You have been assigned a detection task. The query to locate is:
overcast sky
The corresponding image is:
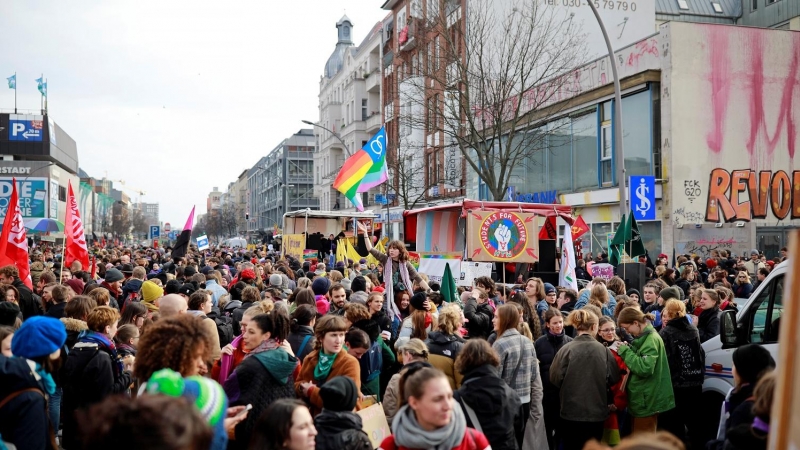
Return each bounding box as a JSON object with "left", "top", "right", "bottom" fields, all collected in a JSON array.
[{"left": 0, "top": 1, "right": 387, "bottom": 227}]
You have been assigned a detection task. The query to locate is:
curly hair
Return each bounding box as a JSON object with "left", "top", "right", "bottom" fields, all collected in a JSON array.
[
  {"left": 241, "top": 286, "right": 260, "bottom": 304},
  {"left": 344, "top": 303, "right": 371, "bottom": 324},
  {"left": 134, "top": 315, "right": 214, "bottom": 381}
]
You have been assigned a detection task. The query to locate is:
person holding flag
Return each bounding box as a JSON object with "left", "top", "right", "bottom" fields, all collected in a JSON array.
[
  {"left": 0, "top": 178, "right": 38, "bottom": 319},
  {"left": 64, "top": 181, "right": 90, "bottom": 272}
]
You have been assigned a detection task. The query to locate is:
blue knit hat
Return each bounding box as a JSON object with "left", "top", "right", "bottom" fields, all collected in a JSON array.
[
  {"left": 11, "top": 316, "right": 67, "bottom": 359},
  {"left": 543, "top": 283, "right": 556, "bottom": 295},
  {"left": 147, "top": 368, "right": 229, "bottom": 450},
  {"left": 312, "top": 277, "right": 330, "bottom": 296}
]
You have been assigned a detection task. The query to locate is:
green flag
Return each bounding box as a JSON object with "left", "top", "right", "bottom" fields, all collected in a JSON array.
[
  {"left": 441, "top": 263, "right": 461, "bottom": 307},
  {"left": 609, "top": 214, "right": 630, "bottom": 266},
  {"left": 627, "top": 213, "right": 646, "bottom": 258}
]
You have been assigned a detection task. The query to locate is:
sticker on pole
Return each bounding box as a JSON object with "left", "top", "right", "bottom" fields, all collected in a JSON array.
[{"left": 196, "top": 235, "right": 209, "bottom": 251}]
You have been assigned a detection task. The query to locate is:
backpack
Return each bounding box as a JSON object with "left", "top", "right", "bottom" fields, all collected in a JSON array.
[
  {"left": 360, "top": 339, "right": 383, "bottom": 383},
  {"left": 209, "top": 316, "right": 235, "bottom": 347}
]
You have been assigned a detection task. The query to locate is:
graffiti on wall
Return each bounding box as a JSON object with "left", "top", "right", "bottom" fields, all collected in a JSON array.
[
  {"left": 674, "top": 227, "right": 751, "bottom": 259},
  {"left": 705, "top": 169, "right": 800, "bottom": 222}
]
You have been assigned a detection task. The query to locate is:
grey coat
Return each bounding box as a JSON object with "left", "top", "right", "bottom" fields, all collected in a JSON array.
[{"left": 550, "top": 333, "right": 621, "bottom": 422}]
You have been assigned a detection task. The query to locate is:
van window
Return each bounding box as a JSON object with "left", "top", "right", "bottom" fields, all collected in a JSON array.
[{"left": 748, "top": 274, "right": 784, "bottom": 344}]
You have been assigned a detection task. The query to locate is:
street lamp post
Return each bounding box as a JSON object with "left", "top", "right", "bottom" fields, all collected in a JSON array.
[
  {"left": 301, "top": 120, "right": 352, "bottom": 156},
  {"left": 586, "top": 2, "right": 627, "bottom": 217}
]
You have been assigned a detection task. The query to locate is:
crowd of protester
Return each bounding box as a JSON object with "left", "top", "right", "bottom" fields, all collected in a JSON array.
[{"left": 0, "top": 235, "right": 786, "bottom": 450}]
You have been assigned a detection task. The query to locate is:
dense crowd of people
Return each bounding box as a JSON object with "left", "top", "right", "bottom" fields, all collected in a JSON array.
[{"left": 0, "top": 234, "right": 786, "bottom": 450}]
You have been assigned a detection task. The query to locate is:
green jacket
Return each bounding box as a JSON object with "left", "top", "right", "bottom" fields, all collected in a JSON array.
[{"left": 618, "top": 325, "right": 675, "bottom": 417}]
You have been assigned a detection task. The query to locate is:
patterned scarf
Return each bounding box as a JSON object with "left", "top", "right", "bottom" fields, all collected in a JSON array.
[
  {"left": 384, "top": 258, "right": 412, "bottom": 322},
  {"left": 78, "top": 330, "right": 124, "bottom": 376},
  {"left": 245, "top": 338, "right": 281, "bottom": 358}
]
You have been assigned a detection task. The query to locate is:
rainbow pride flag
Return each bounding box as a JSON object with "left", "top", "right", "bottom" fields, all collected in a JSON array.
[{"left": 333, "top": 127, "right": 387, "bottom": 211}]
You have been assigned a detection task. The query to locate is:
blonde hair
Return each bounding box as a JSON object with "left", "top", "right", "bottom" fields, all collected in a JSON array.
[
  {"left": 662, "top": 299, "right": 686, "bottom": 320},
  {"left": 589, "top": 284, "right": 609, "bottom": 309},
  {"left": 566, "top": 309, "right": 598, "bottom": 332},
  {"left": 437, "top": 304, "right": 462, "bottom": 335},
  {"left": 399, "top": 338, "right": 429, "bottom": 359}
]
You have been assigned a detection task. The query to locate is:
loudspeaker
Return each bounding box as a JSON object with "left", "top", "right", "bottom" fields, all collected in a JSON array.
[
  {"left": 619, "top": 263, "right": 647, "bottom": 297},
  {"left": 529, "top": 272, "right": 560, "bottom": 286},
  {"left": 538, "top": 240, "right": 557, "bottom": 272}
]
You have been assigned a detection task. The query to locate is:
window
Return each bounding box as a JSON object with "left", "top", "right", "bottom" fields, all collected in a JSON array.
[
  {"left": 752, "top": 0, "right": 758, "bottom": 10},
  {"left": 600, "top": 101, "right": 613, "bottom": 185},
  {"left": 750, "top": 274, "right": 784, "bottom": 344},
  {"left": 548, "top": 119, "right": 572, "bottom": 192},
  {"left": 58, "top": 185, "right": 67, "bottom": 202},
  {"left": 362, "top": 99, "right": 368, "bottom": 121},
  {"left": 711, "top": 2, "right": 723, "bottom": 13},
  {"left": 677, "top": 0, "right": 689, "bottom": 9},
  {"left": 427, "top": 0, "right": 439, "bottom": 23},
  {"left": 435, "top": 36, "right": 441, "bottom": 70},
  {"left": 622, "top": 90, "right": 653, "bottom": 178},
  {"left": 573, "top": 112, "right": 599, "bottom": 190}
]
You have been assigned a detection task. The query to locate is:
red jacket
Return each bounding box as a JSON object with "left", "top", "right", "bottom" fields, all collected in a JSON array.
[{"left": 379, "top": 428, "right": 490, "bottom": 450}]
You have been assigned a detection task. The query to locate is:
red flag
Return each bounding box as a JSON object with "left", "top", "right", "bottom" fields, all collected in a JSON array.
[
  {"left": 64, "top": 181, "right": 90, "bottom": 271},
  {"left": 570, "top": 215, "right": 590, "bottom": 240},
  {"left": 0, "top": 178, "right": 32, "bottom": 288},
  {"left": 538, "top": 216, "right": 557, "bottom": 240}
]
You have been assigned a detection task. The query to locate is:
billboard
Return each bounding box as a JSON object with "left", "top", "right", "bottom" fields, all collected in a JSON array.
[
  {"left": 0, "top": 178, "right": 48, "bottom": 219},
  {"left": 8, "top": 115, "right": 44, "bottom": 142}
]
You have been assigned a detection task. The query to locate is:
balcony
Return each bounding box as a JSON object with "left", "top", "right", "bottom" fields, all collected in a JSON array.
[
  {"left": 398, "top": 20, "right": 418, "bottom": 52},
  {"left": 365, "top": 69, "right": 380, "bottom": 93},
  {"left": 366, "top": 112, "right": 382, "bottom": 133}
]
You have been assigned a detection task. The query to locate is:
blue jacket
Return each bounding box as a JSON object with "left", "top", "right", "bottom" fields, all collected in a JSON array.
[
  {"left": 575, "top": 288, "right": 617, "bottom": 318},
  {"left": 204, "top": 280, "right": 227, "bottom": 306}
]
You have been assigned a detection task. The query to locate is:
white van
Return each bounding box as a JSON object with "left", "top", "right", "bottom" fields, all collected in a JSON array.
[
  {"left": 221, "top": 237, "right": 248, "bottom": 248},
  {"left": 700, "top": 259, "right": 785, "bottom": 438}
]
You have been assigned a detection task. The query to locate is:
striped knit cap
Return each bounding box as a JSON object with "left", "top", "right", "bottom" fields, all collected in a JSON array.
[{"left": 147, "top": 368, "right": 229, "bottom": 450}]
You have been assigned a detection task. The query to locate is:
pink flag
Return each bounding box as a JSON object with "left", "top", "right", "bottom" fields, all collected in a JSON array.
[
  {"left": 0, "top": 178, "right": 32, "bottom": 288},
  {"left": 65, "top": 181, "right": 90, "bottom": 271}
]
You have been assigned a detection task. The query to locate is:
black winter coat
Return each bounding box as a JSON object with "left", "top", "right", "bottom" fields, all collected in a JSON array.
[
  {"left": 0, "top": 355, "right": 56, "bottom": 450},
  {"left": 231, "top": 301, "right": 255, "bottom": 336},
  {"left": 372, "top": 309, "right": 392, "bottom": 335},
  {"left": 61, "top": 342, "right": 133, "bottom": 449},
  {"left": 453, "top": 364, "right": 520, "bottom": 450},
  {"left": 464, "top": 298, "right": 494, "bottom": 340},
  {"left": 697, "top": 307, "right": 721, "bottom": 343},
  {"left": 535, "top": 330, "right": 573, "bottom": 395},
  {"left": 222, "top": 349, "right": 298, "bottom": 450},
  {"left": 14, "top": 279, "right": 41, "bottom": 320},
  {"left": 287, "top": 326, "right": 316, "bottom": 364},
  {"left": 659, "top": 317, "right": 705, "bottom": 388},
  {"left": 314, "top": 410, "right": 372, "bottom": 450},
  {"left": 44, "top": 302, "right": 67, "bottom": 319}
]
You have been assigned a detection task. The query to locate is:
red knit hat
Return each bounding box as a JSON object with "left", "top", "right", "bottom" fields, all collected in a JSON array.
[{"left": 240, "top": 269, "right": 256, "bottom": 281}]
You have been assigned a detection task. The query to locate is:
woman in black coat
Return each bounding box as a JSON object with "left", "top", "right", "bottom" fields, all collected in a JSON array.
[
  {"left": 535, "top": 308, "right": 572, "bottom": 450},
  {"left": 693, "top": 289, "right": 722, "bottom": 343},
  {"left": 453, "top": 339, "right": 520, "bottom": 450}
]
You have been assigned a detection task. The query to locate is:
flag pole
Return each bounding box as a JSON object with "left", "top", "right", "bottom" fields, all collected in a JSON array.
[
  {"left": 44, "top": 78, "right": 48, "bottom": 113},
  {"left": 40, "top": 73, "right": 43, "bottom": 114},
  {"left": 14, "top": 72, "right": 17, "bottom": 113}
]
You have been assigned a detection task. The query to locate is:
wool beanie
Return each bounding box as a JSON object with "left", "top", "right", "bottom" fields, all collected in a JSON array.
[
  {"left": 183, "top": 266, "right": 197, "bottom": 278},
  {"left": 11, "top": 316, "right": 67, "bottom": 359},
  {"left": 165, "top": 279, "right": 183, "bottom": 295},
  {"left": 0, "top": 302, "right": 20, "bottom": 327},
  {"left": 410, "top": 292, "right": 427, "bottom": 311},
  {"left": 312, "top": 277, "right": 330, "bottom": 296},
  {"left": 351, "top": 276, "right": 367, "bottom": 293},
  {"left": 340, "top": 278, "right": 352, "bottom": 292},
  {"left": 732, "top": 344, "right": 775, "bottom": 384},
  {"left": 319, "top": 376, "right": 358, "bottom": 412},
  {"left": 239, "top": 269, "right": 256, "bottom": 281},
  {"left": 147, "top": 368, "right": 229, "bottom": 450},
  {"left": 104, "top": 268, "right": 124, "bottom": 283},
  {"left": 626, "top": 288, "right": 641, "bottom": 299},
  {"left": 543, "top": 283, "right": 556, "bottom": 295},
  {"left": 141, "top": 280, "right": 164, "bottom": 303},
  {"left": 660, "top": 286, "right": 682, "bottom": 302},
  {"left": 269, "top": 274, "right": 283, "bottom": 287},
  {"left": 65, "top": 278, "right": 86, "bottom": 296}
]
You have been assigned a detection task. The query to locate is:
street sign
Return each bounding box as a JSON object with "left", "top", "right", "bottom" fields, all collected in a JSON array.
[
  {"left": 149, "top": 225, "right": 160, "bottom": 239},
  {"left": 197, "top": 235, "right": 209, "bottom": 251},
  {"left": 8, "top": 115, "right": 44, "bottom": 142},
  {"left": 168, "top": 231, "right": 177, "bottom": 240},
  {"left": 630, "top": 176, "right": 656, "bottom": 221},
  {"left": 164, "top": 222, "right": 171, "bottom": 232}
]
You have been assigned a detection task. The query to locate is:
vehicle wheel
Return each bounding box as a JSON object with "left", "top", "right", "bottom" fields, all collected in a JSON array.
[{"left": 699, "top": 391, "right": 725, "bottom": 446}]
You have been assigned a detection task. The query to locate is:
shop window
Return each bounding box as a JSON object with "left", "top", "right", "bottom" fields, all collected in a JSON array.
[
  {"left": 573, "top": 112, "right": 599, "bottom": 190},
  {"left": 600, "top": 101, "right": 613, "bottom": 185},
  {"left": 548, "top": 119, "right": 572, "bottom": 192}
]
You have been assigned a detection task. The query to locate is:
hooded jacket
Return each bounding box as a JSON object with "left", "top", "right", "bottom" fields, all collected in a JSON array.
[
  {"left": 617, "top": 325, "right": 676, "bottom": 417},
  {"left": 314, "top": 410, "right": 372, "bottom": 450},
  {"left": 453, "top": 364, "right": 520, "bottom": 450},
  {"left": 425, "top": 331, "right": 466, "bottom": 389},
  {"left": 0, "top": 355, "right": 56, "bottom": 450},
  {"left": 13, "top": 279, "right": 41, "bottom": 320},
  {"left": 60, "top": 318, "right": 88, "bottom": 350},
  {"left": 659, "top": 317, "right": 705, "bottom": 389},
  {"left": 223, "top": 347, "right": 298, "bottom": 450}
]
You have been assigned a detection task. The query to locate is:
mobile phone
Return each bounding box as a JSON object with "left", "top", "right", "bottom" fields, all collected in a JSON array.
[{"left": 236, "top": 404, "right": 253, "bottom": 419}]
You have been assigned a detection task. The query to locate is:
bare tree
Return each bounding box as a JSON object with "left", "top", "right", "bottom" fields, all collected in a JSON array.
[
  {"left": 388, "top": 142, "right": 431, "bottom": 209},
  {"left": 131, "top": 209, "right": 149, "bottom": 238},
  {"left": 111, "top": 203, "right": 132, "bottom": 239},
  {"left": 399, "top": 0, "right": 588, "bottom": 200}
]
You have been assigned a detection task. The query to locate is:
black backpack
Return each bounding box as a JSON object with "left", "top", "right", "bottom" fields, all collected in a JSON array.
[{"left": 208, "top": 316, "right": 235, "bottom": 347}]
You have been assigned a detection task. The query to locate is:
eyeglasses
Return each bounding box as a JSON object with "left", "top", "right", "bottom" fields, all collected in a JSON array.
[{"left": 599, "top": 328, "right": 615, "bottom": 333}]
